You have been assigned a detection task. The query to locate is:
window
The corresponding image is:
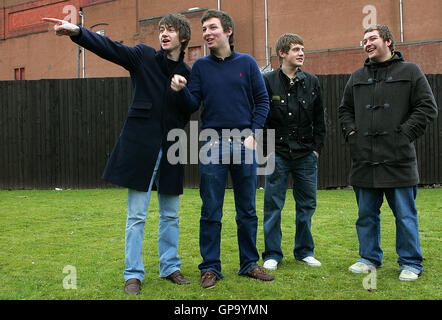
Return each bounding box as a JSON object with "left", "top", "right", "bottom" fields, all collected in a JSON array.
[
  {"left": 14, "top": 67, "right": 25, "bottom": 80},
  {"left": 188, "top": 46, "right": 202, "bottom": 64}
]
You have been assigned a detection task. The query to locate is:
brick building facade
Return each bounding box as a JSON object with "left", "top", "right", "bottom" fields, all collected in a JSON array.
[{"left": 0, "top": 0, "right": 441, "bottom": 80}]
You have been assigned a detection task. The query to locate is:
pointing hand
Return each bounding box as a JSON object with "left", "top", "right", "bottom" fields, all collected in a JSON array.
[{"left": 42, "top": 18, "right": 80, "bottom": 36}]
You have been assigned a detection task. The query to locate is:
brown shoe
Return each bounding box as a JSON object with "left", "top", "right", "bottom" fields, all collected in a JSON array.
[
  {"left": 246, "top": 266, "right": 275, "bottom": 281},
  {"left": 165, "top": 270, "right": 191, "bottom": 285},
  {"left": 199, "top": 271, "right": 217, "bottom": 289},
  {"left": 124, "top": 278, "right": 141, "bottom": 295}
]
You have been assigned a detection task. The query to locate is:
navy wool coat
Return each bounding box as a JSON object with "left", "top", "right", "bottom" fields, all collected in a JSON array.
[{"left": 71, "top": 27, "right": 191, "bottom": 194}]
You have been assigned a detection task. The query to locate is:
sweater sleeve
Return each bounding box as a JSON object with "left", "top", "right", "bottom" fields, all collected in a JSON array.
[
  {"left": 249, "top": 58, "right": 270, "bottom": 131},
  {"left": 177, "top": 62, "right": 203, "bottom": 114},
  {"left": 70, "top": 27, "right": 144, "bottom": 72}
]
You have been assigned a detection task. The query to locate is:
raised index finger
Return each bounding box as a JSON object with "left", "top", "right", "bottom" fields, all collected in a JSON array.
[{"left": 42, "top": 17, "right": 64, "bottom": 24}]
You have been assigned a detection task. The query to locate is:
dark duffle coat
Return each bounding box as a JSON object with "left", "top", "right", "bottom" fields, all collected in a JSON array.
[
  {"left": 71, "top": 27, "right": 191, "bottom": 194},
  {"left": 338, "top": 51, "right": 438, "bottom": 188}
]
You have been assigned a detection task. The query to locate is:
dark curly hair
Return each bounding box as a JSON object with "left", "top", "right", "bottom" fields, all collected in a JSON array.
[
  {"left": 201, "top": 9, "right": 235, "bottom": 47},
  {"left": 159, "top": 13, "right": 191, "bottom": 52}
]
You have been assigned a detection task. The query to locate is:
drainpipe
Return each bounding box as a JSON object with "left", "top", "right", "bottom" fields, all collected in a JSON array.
[
  {"left": 79, "top": 9, "right": 85, "bottom": 78},
  {"left": 136, "top": 0, "right": 140, "bottom": 34},
  {"left": 399, "top": 0, "right": 404, "bottom": 42},
  {"left": 77, "top": 44, "right": 81, "bottom": 78},
  {"left": 218, "top": 0, "right": 220, "bottom": 10},
  {"left": 265, "top": 0, "right": 269, "bottom": 66}
]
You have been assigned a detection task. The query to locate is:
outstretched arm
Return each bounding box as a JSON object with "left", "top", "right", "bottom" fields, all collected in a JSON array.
[{"left": 42, "top": 17, "right": 143, "bottom": 71}]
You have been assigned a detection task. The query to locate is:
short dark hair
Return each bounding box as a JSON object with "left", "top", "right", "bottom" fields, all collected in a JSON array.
[
  {"left": 276, "top": 33, "right": 304, "bottom": 62},
  {"left": 364, "top": 24, "right": 395, "bottom": 52},
  {"left": 201, "top": 9, "right": 235, "bottom": 47},
  {"left": 159, "top": 13, "right": 191, "bottom": 51}
]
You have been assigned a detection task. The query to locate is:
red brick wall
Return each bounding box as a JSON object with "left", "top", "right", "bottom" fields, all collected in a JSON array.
[
  {"left": 0, "top": 7, "right": 5, "bottom": 40},
  {"left": 0, "top": 0, "right": 440, "bottom": 80}
]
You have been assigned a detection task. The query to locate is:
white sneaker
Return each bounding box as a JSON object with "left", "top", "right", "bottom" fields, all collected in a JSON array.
[
  {"left": 348, "top": 261, "right": 371, "bottom": 273},
  {"left": 263, "top": 259, "right": 278, "bottom": 270},
  {"left": 399, "top": 269, "right": 419, "bottom": 281},
  {"left": 301, "top": 256, "right": 322, "bottom": 267}
]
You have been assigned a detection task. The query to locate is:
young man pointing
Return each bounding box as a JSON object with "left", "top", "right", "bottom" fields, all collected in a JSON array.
[{"left": 44, "top": 13, "right": 193, "bottom": 294}]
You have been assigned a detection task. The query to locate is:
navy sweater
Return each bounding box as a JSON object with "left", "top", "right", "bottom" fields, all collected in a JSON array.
[{"left": 181, "top": 52, "right": 269, "bottom": 131}]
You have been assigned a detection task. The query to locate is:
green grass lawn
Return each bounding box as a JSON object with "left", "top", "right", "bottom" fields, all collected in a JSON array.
[{"left": 0, "top": 187, "right": 440, "bottom": 300}]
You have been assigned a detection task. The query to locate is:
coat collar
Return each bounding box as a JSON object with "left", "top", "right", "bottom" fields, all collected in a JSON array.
[
  {"left": 155, "top": 48, "right": 186, "bottom": 75},
  {"left": 364, "top": 51, "right": 405, "bottom": 68},
  {"left": 278, "top": 67, "right": 306, "bottom": 83},
  {"left": 155, "top": 48, "right": 186, "bottom": 62}
]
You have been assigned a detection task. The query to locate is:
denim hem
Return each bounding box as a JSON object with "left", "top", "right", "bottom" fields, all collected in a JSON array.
[
  {"left": 160, "top": 267, "right": 181, "bottom": 279},
  {"left": 262, "top": 256, "right": 282, "bottom": 264},
  {"left": 200, "top": 268, "right": 224, "bottom": 280},
  {"left": 358, "top": 257, "right": 382, "bottom": 267},
  {"left": 294, "top": 252, "right": 315, "bottom": 261},
  {"left": 237, "top": 262, "right": 259, "bottom": 276},
  {"left": 124, "top": 274, "right": 144, "bottom": 282},
  {"left": 399, "top": 264, "right": 423, "bottom": 275}
]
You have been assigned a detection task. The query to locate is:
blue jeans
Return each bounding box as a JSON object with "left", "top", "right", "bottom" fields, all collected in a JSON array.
[
  {"left": 262, "top": 153, "right": 318, "bottom": 262},
  {"left": 124, "top": 149, "right": 181, "bottom": 281},
  {"left": 353, "top": 186, "right": 423, "bottom": 274},
  {"left": 198, "top": 137, "right": 259, "bottom": 279}
]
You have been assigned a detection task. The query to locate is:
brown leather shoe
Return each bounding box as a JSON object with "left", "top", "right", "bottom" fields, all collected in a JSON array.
[
  {"left": 199, "top": 271, "right": 217, "bottom": 289},
  {"left": 246, "top": 266, "right": 275, "bottom": 281},
  {"left": 164, "top": 270, "right": 191, "bottom": 285},
  {"left": 124, "top": 278, "right": 141, "bottom": 295}
]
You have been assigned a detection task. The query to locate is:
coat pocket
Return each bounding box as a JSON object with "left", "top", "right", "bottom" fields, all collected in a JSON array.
[
  {"left": 348, "top": 131, "right": 371, "bottom": 162},
  {"left": 394, "top": 128, "right": 415, "bottom": 162},
  {"left": 347, "top": 132, "right": 360, "bottom": 161},
  {"left": 382, "top": 78, "right": 412, "bottom": 102},
  {"left": 384, "top": 77, "right": 411, "bottom": 84},
  {"left": 298, "top": 95, "right": 314, "bottom": 122},
  {"left": 128, "top": 102, "right": 153, "bottom": 118},
  {"left": 268, "top": 97, "right": 288, "bottom": 123}
]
